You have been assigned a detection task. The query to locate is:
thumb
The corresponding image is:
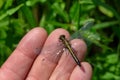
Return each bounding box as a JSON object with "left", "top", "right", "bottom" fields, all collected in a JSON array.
[{"left": 70, "top": 62, "right": 92, "bottom": 80}]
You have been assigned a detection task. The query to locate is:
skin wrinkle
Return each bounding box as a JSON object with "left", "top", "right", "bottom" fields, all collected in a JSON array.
[
  {"left": 16, "top": 47, "right": 37, "bottom": 60},
  {"left": 0, "top": 65, "right": 22, "bottom": 80},
  {"left": 26, "top": 73, "right": 39, "bottom": 80},
  {"left": 1, "top": 49, "right": 34, "bottom": 80}
]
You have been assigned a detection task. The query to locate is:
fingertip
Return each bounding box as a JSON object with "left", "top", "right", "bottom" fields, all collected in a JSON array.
[
  {"left": 71, "top": 39, "right": 87, "bottom": 61},
  {"left": 0, "top": 27, "right": 48, "bottom": 80},
  {"left": 23, "top": 27, "right": 48, "bottom": 40},
  {"left": 71, "top": 39, "right": 87, "bottom": 50},
  {"left": 81, "top": 62, "right": 93, "bottom": 75},
  {"left": 37, "top": 28, "right": 70, "bottom": 63},
  {"left": 70, "top": 62, "right": 92, "bottom": 80},
  {"left": 49, "top": 28, "right": 70, "bottom": 39},
  {"left": 31, "top": 27, "right": 47, "bottom": 35},
  {"left": 17, "top": 27, "right": 48, "bottom": 56}
]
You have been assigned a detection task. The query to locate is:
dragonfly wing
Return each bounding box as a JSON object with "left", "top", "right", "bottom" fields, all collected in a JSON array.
[
  {"left": 80, "top": 21, "right": 94, "bottom": 30},
  {"left": 70, "top": 21, "right": 94, "bottom": 39}
]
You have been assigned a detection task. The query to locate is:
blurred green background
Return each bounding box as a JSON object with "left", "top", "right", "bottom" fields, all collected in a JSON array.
[{"left": 0, "top": 0, "right": 120, "bottom": 79}]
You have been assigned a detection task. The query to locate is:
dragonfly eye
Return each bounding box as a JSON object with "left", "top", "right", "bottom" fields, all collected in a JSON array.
[{"left": 59, "top": 35, "right": 65, "bottom": 40}]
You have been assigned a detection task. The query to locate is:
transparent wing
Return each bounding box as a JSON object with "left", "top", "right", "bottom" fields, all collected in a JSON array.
[
  {"left": 71, "top": 21, "right": 94, "bottom": 39},
  {"left": 70, "top": 21, "right": 111, "bottom": 50},
  {"left": 70, "top": 21, "right": 96, "bottom": 46}
]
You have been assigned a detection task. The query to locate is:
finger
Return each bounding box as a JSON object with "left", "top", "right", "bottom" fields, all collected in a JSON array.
[
  {"left": 49, "top": 39, "right": 87, "bottom": 80},
  {"left": 70, "top": 62, "right": 92, "bottom": 80},
  {"left": 0, "top": 27, "right": 47, "bottom": 80},
  {"left": 26, "top": 29, "right": 70, "bottom": 80}
]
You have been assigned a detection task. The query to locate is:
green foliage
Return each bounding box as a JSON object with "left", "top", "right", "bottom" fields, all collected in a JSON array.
[{"left": 0, "top": 0, "right": 120, "bottom": 79}]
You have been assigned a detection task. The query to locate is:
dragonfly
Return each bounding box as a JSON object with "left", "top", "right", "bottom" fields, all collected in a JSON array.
[
  {"left": 59, "top": 21, "right": 111, "bottom": 66},
  {"left": 59, "top": 35, "right": 81, "bottom": 67},
  {"left": 59, "top": 21, "right": 98, "bottom": 67},
  {"left": 60, "top": 21, "right": 111, "bottom": 66}
]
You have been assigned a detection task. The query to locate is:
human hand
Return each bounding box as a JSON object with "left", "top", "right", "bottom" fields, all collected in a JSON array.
[{"left": 0, "top": 28, "right": 92, "bottom": 80}]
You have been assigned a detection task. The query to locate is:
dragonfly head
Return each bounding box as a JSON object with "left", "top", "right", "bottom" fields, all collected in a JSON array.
[{"left": 59, "top": 35, "right": 65, "bottom": 40}]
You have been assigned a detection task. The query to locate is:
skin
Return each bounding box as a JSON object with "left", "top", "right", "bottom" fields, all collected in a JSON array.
[{"left": 0, "top": 27, "right": 92, "bottom": 80}]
